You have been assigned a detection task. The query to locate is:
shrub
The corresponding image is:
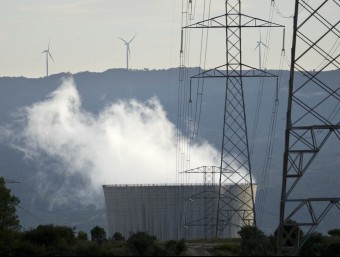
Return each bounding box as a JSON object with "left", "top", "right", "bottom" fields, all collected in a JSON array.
[{"left": 127, "top": 231, "right": 157, "bottom": 256}]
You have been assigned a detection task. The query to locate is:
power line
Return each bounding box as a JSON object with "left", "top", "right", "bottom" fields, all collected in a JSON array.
[
  {"left": 247, "top": 2, "right": 285, "bottom": 228},
  {"left": 191, "top": 0, "right": 212, "bottom": 141},
  {"left": 272, "top": 0, "right": 293, "bottom": 19}
]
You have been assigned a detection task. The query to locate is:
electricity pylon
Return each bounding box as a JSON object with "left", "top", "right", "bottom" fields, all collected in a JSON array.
[
  {"left": 182, "top": 0, "right": 283, "bottom": 237},
  {"left": 277, "top": 0, "right": 340, "bottom": 255}
]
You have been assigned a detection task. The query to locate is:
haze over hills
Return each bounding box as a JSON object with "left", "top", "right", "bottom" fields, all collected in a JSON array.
[{"left": 0, "top": 68, "right": 339, "bottom": 235}]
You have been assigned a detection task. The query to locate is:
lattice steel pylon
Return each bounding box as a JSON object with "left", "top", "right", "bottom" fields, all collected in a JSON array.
[
  {"left": 183, "top": 0, "right": 283, "bottom": 237},
  {"left": 277, "top": 0, "right": 340, "bottom": 255},
  {"left": 182, "top": 166, "right": 219, "bottom": 239}
]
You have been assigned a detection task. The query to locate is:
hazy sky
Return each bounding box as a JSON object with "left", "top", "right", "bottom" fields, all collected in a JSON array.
[{"left": 0, "top": 0, "right": 335, "bottom": 78}]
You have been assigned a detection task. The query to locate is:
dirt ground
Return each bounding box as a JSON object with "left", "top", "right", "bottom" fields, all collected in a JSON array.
[
  {"left": 182, "top": 241, "right": 238, "bottom": 256},
  {"left": 184, "top": 243, "right": 216, "bottom": 256}
]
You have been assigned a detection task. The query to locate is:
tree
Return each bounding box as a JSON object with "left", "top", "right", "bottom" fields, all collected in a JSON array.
[
  {"left": 298, "top": 232, "right": 324, "bottom": 256},
  {"left": 24, "top": 224, "right": 75, "bottom": 246},
  {"left": 0, "top": 177, "right": 20, "bottom": 232},
  {"left": 328, "top": 229, "right": 340, "bottom": 237},
  {"left": 77, "top": 231, "right": 88, "bottom": 240},
  {"left": 113, "top": 232, "right": 125, "bottom": 241},
  {"left": 90, "top": 226, "right": 106, "bottom": 244},
  {"left": 238, "top": 225, "right": 274, "bottom": 256},
  {"left": 322, "top": 239, "right": 340, "bottom": 256}
]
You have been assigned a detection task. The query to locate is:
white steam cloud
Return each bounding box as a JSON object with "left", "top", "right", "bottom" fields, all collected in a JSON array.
[{"left": 2, "top": 78, "right": 220, "bottom": 207}]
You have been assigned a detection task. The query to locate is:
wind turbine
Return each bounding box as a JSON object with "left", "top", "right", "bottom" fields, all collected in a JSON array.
[
  {"left": 42, "top": 40, "right": 55, "bottom": 77},
  {"left": 118, "top": 35, "right": 136, "bottom": 70},
  {"left": 254, "top": 32, "right": 268, "bottom": 70}
]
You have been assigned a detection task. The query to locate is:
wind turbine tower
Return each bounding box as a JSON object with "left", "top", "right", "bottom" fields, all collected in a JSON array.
[
  {"left": 119, "top": 35, "right": 136, "bottom": 70},
  {"left": 42, "top": 41, "right": 55, "bottom": 77},
  {"left": 255, "top": 32, "right": 268, "bottom": 70}
]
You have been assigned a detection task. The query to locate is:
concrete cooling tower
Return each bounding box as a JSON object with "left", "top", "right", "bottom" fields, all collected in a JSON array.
[{"left": 103, "top": 184, "right": 255, "bottom": 241}]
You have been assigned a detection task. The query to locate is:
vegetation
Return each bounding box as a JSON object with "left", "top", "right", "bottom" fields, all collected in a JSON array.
[
  {"left": 328, "top": 228, "right": 340, "bottom": 237},
  {"left": 238, "top": 225, "right": 274, "bottom": 256},
  {"left": 299, "top": 231, "right": 340, "bottom": 256},
  {"left": 90, "top": 225, "right": 106, "bottom": 244},
  {"left": 1, "top": 177, "right": 340, "bottom": 255},
  {"left": 77, "top": 230, "right": 89, "bottom": 240},
  {"left": 165, "top": 239, "right": 186, "bottom": 255},
  {"left": 127, "top": 231, "right": 163, "bottom": 256},
  {"left": 0, "top": 177, "right": 20, "bottom": 232},
  {"left": 113, "top": 231, "right": 125, "bottom": 241}
]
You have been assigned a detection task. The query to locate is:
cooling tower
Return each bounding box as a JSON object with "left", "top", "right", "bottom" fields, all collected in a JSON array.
[{"left": 103, "top": 184, "right": 255, "bottom": 241}]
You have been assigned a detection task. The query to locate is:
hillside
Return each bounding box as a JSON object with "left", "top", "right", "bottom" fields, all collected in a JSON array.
[{"left": 0, "top": 68, "right": 339, "bottom": 235}]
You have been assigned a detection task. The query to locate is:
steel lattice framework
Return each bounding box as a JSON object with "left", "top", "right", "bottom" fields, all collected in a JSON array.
[
  {"left": 182, "top": 166, "right": 219, "bottom": 239},
  {"left": 216, "top": 0, "right": 256, "bottom": 236},
  {"left": 277, "top": 0, "right": 340, "bottom": 255},
  {"left": 182, "top": 0, "right": 283, "bottom": 237}
]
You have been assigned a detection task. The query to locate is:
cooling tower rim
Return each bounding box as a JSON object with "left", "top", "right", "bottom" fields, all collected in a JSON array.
[{"left": 103, "top": 183, "right": 257, "bottom": 188}]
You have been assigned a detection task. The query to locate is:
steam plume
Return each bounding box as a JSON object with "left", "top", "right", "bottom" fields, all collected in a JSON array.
[{"left": 2, "top": 78, "right": 220, "bottom": 207}]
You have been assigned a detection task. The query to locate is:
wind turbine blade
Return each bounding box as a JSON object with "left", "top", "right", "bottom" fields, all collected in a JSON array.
[
  {"left": 261, "top": 42, "right": 269, "bottom": 48},
  {"left": 254, "top": 43, "right": 259, "bottom": 51},
  {"left": 128, "top": 45, "right": 130, "bottom": 57},
  {"left": 48, "top": 39, "right": 50, "bottom": 51},
  {"left": 128, "top": 35, "right": 136, "bottom": 44},
  {"left": 118, "top": 37, "right": 128, "bottom": 44},
  {"left": 49, "top": 52, "right": 55, "bottom": 62}
]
